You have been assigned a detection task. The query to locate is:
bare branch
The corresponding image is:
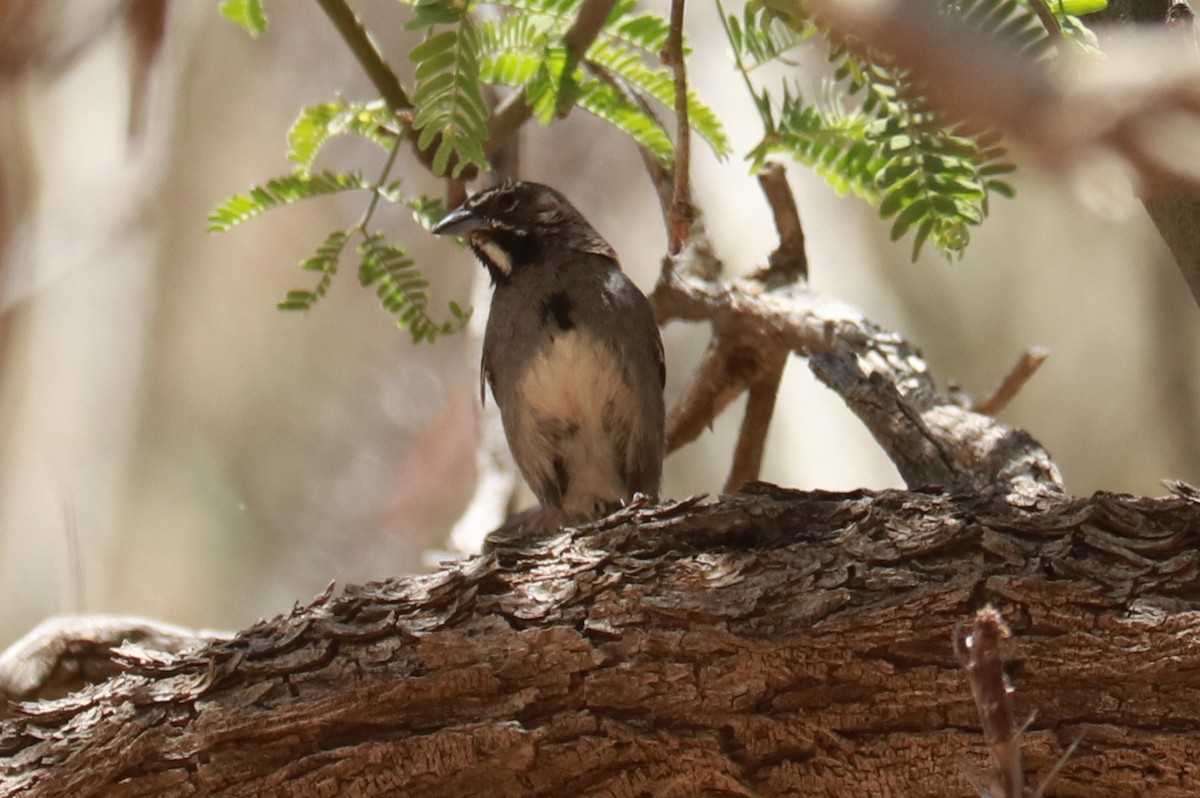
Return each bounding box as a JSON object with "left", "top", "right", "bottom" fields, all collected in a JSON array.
[
  {"left": 314, "top": 0, "right": 412, "bottom": 112},
  {"left": 655, "top": 268, "right": 1063, "bottom": 499},
  {"left": 664, "top": 0, "right": 694, "bottom": 253},
  {"left": 756, "top": 163, "right": 808, "bottom": 282},
  {"left": 666, "top": 337, "right": 761, "bottom": 454},
  {"left": 484, "top": 93, "right": 534, "bottom": 160},
  {"left": 973, "top": 347, "right": 1049, "bottom": 416},
  {"left": 724, "top": 350, "right": 787, "bottom": 492},
  {"left": 561, "top": 0, "right": 619, "bottom": 60}
]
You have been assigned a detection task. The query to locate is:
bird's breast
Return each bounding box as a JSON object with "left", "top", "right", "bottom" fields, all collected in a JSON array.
[{"left": 515, "top": 329, "right": 638, "bottom": 440}]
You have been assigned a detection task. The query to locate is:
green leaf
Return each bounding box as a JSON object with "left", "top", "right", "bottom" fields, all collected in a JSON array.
[
  {"left": 276, "top": 229, "right": 352, "bottom": 312},
  {"left": 473, "top": 0, "right": 728, "bottom": 158},
  {"left": 750, "top": 0, "right": 1024, "bottom": 262},
  {"left": 583, "top": 39, "right": 730, "bottom": 158},
  {"left": 1058, "top": 0, "right": 1107, "bottom": 13},
  {"left": 207, "top": 171, "right": 368, "bottom": 232},
  {"left": 356, "top": 232, "right": 469, "bottom": 343},
  {"left": 725, "top": 2, "right": 811, "bottom": 69},
  {"left": 408, "top": 18, "right": 490, "bottom": 177},
  {"left": 219, "top": 0, "right": 268, "bottom": 38},
  {"left": 287, "top": 99, "right": 397, "bottom": 174}
]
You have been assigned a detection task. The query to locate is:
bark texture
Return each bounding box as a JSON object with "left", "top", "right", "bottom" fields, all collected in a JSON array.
[{"left": 3, "top": 485, "right": 1200, "bottom": 797}]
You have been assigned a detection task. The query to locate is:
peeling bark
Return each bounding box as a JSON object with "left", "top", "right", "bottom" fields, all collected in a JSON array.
[{"left": 2, "top": 486, "right": 1199, "bottom": 797}]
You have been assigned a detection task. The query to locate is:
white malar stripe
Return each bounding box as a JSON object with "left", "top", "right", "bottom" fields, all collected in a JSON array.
[{"left": 478, "top": 239, "right": 512, "bottom": 277}]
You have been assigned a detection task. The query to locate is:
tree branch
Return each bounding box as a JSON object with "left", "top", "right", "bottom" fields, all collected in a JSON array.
[
  {"left": 756, "top": 164, "right": 807, "bottom": 282},
  {"left": 3, "top": 490, "right": 1199, "bottom": 795},
  {"left": 724, "top": 350, "right": 786, "bottom": 492},
  {"left": 665, "top": 0, "right": 694, "bottom": 253},
  {"left": 972, "top": 348, "right": 1049, "bottom": 416},
  {"left": 313, "top": 0, "right": 411, "bottom": 111}
]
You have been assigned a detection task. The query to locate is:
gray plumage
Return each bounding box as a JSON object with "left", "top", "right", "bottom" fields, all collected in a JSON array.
[{"left": 432, "top": 181, "right": 665, "bottom": 524}]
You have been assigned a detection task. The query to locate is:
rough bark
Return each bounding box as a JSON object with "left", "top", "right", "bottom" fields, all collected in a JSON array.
[{"left": 3, "top": 485, "right": 1199, "bottom": 797}]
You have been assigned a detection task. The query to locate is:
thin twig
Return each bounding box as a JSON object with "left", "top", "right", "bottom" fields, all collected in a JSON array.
[
  {"left": 973, "top": 347, "right": 1049, "bottom": 416},
  {"left": 756, "top": 163, "right": 808, "bottom": 282},
  {"left": 665, "top": 0, "right": 693, "bottom": 253},
  {"left": 665, "top": 338, "right": 758, "bottom": 454},
  {"left": 485, "top": 93, "right": 534, "bottom": 159},
  {"left": 562, "top": 0, "right": 620, "bottom": 62},
  {"left": 313, "top": 0, "right": 412, "bottom": 112},
  {"left": 359, "top": 139, "right": 403, "bottom": 231},
  {"left": 1030, "top": 0, "right": 1064, "bottom": 46},
  {"left": 720, "top": 166, "right": 807, "bottom": 490},
  {"left": 724, "top": 349, "right": 787, "bottom": 492}
]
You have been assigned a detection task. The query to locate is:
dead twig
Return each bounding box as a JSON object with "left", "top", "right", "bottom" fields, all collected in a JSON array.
[
  {"left": 973, "top": 347, "right": 1049, "bottom": 416},
  {"left": 666, "top": 337, "right": 767, "bottom": 454},
  {"left": 956, "top": 605, "right": 1080, "bottom": 798},
  {"left": 957, "top": 605, "right": 1023, "bottom": 797}
]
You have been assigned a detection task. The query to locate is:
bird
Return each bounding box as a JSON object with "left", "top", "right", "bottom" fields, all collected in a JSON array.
[{"left": 432, "top": 180, "right": 665, "bottom": 527}]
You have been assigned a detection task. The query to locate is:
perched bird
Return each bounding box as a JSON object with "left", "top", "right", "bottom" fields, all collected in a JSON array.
[{"left": 432, "top": 181, "right": 665, "bottom": 526}]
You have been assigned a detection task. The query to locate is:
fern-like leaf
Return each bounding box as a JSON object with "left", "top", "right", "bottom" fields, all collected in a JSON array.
[
  {"left": 755, "top": 88, "right": 888, "bottom": 201},
  {"left": 726, "top": 2, "right": 811, "bottom": 69},
  {"left": 402, "top": 194, "right": 451, "bottom": 231},
  {"left": 407, "top": 16, "right": 490, "bottom": 177},
  {"left": 219, "top": 0, "right": 268, "bottom": 38},
  {"left": 737, "top": 0, "right": 1046, "bottom": 259},
  {"left": 207, "top": 171, "right": 369, "bottom": 231},
  {"left": 358, "top": 233, "right": 469, "bottom": 343},
  {"left": 288, "top": 99, "right": 397, "bottom": 174},
  {"left": 474, "top": 0, "right": 729, "bottom": 158},
  {"left": 483, "top": 0, "right": 674, "bottom": 53},
  {"left": 278, "top": 229, "right": 352, "bottom": 311},
  {"left": 584, "top": 40, "right": 729, "bottom": 158}
]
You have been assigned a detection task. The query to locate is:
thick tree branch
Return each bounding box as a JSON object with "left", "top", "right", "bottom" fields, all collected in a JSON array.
[
  {"left": 3, "top": 489, "right": 1199, "bottom": 796},
  {"left": 654, "top": 266, "right": 1062, "bottom": 500}
]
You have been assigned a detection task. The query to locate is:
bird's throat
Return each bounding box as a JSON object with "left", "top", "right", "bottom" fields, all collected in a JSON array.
[{"left": 469, "top": 230, "right": 542, "bottom": 283}]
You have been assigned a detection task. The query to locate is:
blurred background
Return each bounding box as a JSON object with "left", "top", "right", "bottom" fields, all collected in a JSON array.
[{"left": 1, "top": 0, "right": 1197, "bottom": 646}]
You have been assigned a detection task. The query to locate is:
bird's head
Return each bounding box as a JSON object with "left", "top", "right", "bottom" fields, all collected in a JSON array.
[{"left": 431, "top": 181, "right": 616, "bottom": 283}]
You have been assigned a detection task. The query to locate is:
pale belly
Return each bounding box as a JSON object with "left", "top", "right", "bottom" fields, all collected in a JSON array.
[{"left": 506, "top": 328, "right": 643, "bottom": 519}]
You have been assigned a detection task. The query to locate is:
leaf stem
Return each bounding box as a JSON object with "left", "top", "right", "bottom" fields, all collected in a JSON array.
[
  {"left": 714, "top": 0, "right": 770, "bottom": 132},
  {"left": 359, "top": 138, "right": 403, "bottom": 233}
]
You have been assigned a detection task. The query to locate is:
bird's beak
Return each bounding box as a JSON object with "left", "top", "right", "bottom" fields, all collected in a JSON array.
[{"left": 431, "top": 205, "right": 485, "bottom": 237}]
